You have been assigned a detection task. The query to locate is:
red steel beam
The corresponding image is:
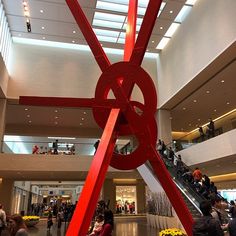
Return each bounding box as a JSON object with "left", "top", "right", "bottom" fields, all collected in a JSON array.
[
  {"left": 66, "top": 108, "right": 120, "bottom": 236},
  {"left": 130, "top": 0, "right": 162, "bottom": 66},
  {"left": 149, "top": 146, "right": 193, "bottom": 236},
  {"left": 124, "top": 0, "right": 138, "bottom": 61},
  {"left": 19, "top": 96, "right": 119, "bottom": 109},
  {"left": 66, "top": 0, "right": 110, "bottom": 72}
]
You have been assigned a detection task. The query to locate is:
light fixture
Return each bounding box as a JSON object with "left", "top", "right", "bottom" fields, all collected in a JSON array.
[
  {"left": 183, "top": 107, "right": 186, "bottom": 110},
  {"left": 83, "top": 111, "right": 87, "bottom": 115},
  {"left": 40, "top": 9, "right": 44, "bottom": 13},
  {"left": 221, "top": 80, "right": 225, "bottom": 83},
  {"left": 206, "top": 90, "right": 210, "bottom": 94},
  {"left": 226, "top": 102, "right": 230, "bottom": 105},
  {"left": 152, "top": 40, "right": 155, "bottom": 43},
  {"left": 198, "top": 118, "right": 200, "bottom": 121},
  {"left": 55, "top": 121, "right": 58, "bottom": 125},
  {"left": 55, "top": 110, "right": 58, "bottom": 113},
  {"left": 169, "top": 10, "right": 173, "bottom": 14},
  {"left": 29, "top": 120, "right": 32, "bottom": 123},
  {"left": 193, "top": 99, "right": 197, "bottom": 103},
  {"left": 27, "top": 114, "right": 30, "bottom": 117},
  {"left": 160, "top": 26, "right": 163, "bottom": 30},
  {"left": 18, "top": 34, "right": 22, "bottom": 37},
  {"left": 55, "top": 116, "right": 58, "bottom": 119},
  {"left": 41, "top": 26, "right": 45, "bottom": 29},
  {"left": 81, "top": 118, "right": 84, "bottom": 120},
  {"left": 80, "top": 123, "right": 83, "bottom": 125},
  {"left": 73, "top": 30, "right": 76, "bottom": 34},
  {"left": 24, "top": 108, "right": 28, "bottom": 111},
  {"left": 42, "top": 37, "right": 46, "bottom": 40},
  {"left": 23, "top": 1, "right": 31, "bottom": 32},
  {"left": 72, "top": 40, "right": 75, "bottom": 43}
]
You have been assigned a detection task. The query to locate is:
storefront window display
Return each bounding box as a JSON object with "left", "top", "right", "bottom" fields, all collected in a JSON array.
[{"left": 116, "top": 186, "right": 137, "bottom": 214}]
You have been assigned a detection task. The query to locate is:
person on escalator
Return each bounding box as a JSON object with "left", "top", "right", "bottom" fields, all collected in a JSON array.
[{"left": 192, "top": 200, "right": 224, "bottom": 236}]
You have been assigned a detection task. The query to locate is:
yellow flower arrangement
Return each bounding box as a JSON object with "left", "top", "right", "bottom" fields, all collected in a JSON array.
[
  {"left": 22, "top": 216, "right": 40, "bottom": 221},
  {"left": 159, "top": 228, "right": 187, "bottom": 236}
]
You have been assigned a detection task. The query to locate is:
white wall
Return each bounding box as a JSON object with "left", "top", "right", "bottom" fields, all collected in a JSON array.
[
  {"left": 177, "top": 129, "right": 236, "bottom": 166},
  {"left": 7, "top": 43, "right": 157, "bottom": 103},
  {"left": 157, "top": 0, "right": 236, "bottom": 107}
]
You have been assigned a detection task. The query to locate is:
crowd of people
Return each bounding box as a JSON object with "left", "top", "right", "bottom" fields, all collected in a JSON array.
[
  {"left": 157, "top": 139, "right": 236, "bottom": 235},
  {"left": 32, "top": 140, "right": 76, "bottom": 155},
  {"left": 198, "top": 118, "right": 216, "bottom": 142}
]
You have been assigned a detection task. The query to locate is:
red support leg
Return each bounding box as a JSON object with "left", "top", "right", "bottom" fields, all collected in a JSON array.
[
  {"left": 130, "top": 0, "right": 163, "bottom": 66},
  {"left": 66, "top": 108, "right": 120, "bottom": 236}
]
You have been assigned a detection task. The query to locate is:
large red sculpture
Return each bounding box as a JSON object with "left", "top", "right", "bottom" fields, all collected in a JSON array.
[{"left": 20, "top": 0, "right": 194, "bottom": 235}]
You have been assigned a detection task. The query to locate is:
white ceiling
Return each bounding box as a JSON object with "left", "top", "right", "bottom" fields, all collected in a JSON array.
[{"left": 2, "top": 0, "right": 191, "bottom": 53}]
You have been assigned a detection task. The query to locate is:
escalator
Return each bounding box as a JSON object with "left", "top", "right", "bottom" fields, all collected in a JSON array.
[{"left": 137, "top": 160, "right": 203, "bottom": 219}]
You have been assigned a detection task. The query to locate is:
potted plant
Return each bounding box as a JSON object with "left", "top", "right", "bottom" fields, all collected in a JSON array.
[
  {"left": 22, "top": 216, "right": 40, "bottom": 227},
  {"left": 159, "top": 228, "right": 187, "bottom": 236}
]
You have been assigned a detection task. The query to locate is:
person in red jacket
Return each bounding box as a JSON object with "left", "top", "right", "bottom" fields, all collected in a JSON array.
[
  {"left": 193, "top": 167, "right": 202, "bottom": 182},
  {"left": 99, "top": 210, "right": 114, "bottom": 236}
]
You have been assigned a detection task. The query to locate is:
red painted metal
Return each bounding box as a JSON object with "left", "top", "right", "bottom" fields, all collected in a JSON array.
[
  {"left": 130, "top": 0, "right": 163, "bottom": 66},
  {"left": 66, "top": 108, "right": 120, "bottom": 236},
  {"left": 124, "top": 0, "right": 137, "bottom": 61},
  {"left": 19, "top": 0, "right": 194, "bottom": 235}
]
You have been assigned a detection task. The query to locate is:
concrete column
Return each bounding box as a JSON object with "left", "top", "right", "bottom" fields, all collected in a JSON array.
[
  {"left": 103, "top": 179, "right": 116, "bottom": 212},
  {"left": 0, "top": 178, "right": 14, "bottom": 214},
  {"left": 136, "top": 179, "right": 146, "bottom": 214},
  {"left": 156, "top": 109, "right": 172, "bottom": 145},
  {"left": 0, "top": 99, "right": 6, "bottom": 152}
]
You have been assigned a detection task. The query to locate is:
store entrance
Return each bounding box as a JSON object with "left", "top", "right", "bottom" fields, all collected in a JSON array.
[{"left": 116, "top": 186, "right": 137, "bottom": 214}]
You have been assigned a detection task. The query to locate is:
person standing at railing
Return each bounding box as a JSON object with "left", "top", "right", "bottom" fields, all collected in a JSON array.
[
  {"left": 52, "top": 139, "right": 59, "bottom": 154},
  {"left": 32, "top": 145, "right": 39, "bottom": 154},
  {"left": 198, "top": 126, "right": 205, "bottom": 142}
]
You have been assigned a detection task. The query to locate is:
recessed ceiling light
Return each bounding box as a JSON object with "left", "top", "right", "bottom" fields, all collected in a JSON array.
[
  {"left": 227, "top": 102, "right": 230, "bottom": 105},
  {"left": 189, "top": 124, "right": 191, "bottom": 126},
  {"left": 72, "top": 40, "right": 75, "bottom": 43},
  {"left": 101, "top": 44, "right": 103, "bottom": 46},
  {"left": 55, "top": 116, "right": 58, "bottom": 119},
  {"left": 160, "top": 26, "right": 163, "bottom": 30},
  {"left": 83, "top": 111, "right": 87, "bottom": 115},
  {"left": 206, "top": 90, "right": 210, "bottom": 94},
  {"left": 152, "top": 40, "right": 155, "bottom": 43},
  {"left": 169, "top": 117, "right": 172, "bottom": 120},
  {"left": 55, "top": 121, "right": 58, "bottom": 125},
  {"left": 27, "top": 115, "right": 30, "bottom": 117},
  {"left": 221, "top": 80, "right": 225, "bottom": 83},
  {"left": 183, "top": 107, "right": 186, "bottom": 110},
  {"left": 146, "top": 49, "right": 149, "bottom": 52},
  {"left": 29, "top": 120, "right": 32, "bottom": 123},
  {"left": 18, "top": 34, "right": 22, "bottom": 37},
  {"left": 80, "top": 123, "right": 83, "bottom": 125},
  {"left": 73, "top": 30, "right": 76, "bottom": 34},
  {"left": 198, "top": 118, "right": 200, "bottom": 121},
  {"left": 41, "top": 26, "right": 45, "bottom": 30},
  {"left": 193, "top": 99, "right": 197, "bottom": 103},
  {"left": 25, "top": 108, "right": 28, "bottom": 111},
  {"left": 40, "top": 9, "right": 44, "bottom": 13},
  {"left": 169, "top": 10, "right": 173, "bottom": 14},
  {"left": 214, "top": 109, "right": 217, "bottom": 112},
  {"left": 55, "top": 110, "right": 58, "bottom": 113},
  {"left": 42, "top": 37, "right": 46, "bottom": 40},
  {"left": 81, "top": 118, "right": 84, "bottom": 120}
]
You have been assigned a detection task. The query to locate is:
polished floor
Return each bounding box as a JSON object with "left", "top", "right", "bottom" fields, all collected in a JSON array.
[{"left": 2, "top": 216, "right": 159, "bottom": 236}]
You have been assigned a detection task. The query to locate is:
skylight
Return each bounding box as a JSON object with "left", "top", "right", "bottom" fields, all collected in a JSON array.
[
  {"left": 97, "top": 35, "right": 117, "bottom": 43},
  {"left": 96, "top": 1, "right": 128, "bottom": 13},
  {"left": 175, "top": 5, "right": 192, "bottom": 23},
  {"left": 164, "top": 23, "right": 180, "bottom": 38},
  {"left": 93, "top": 19, "right": 123, "bottom": 29},
  {"left": 185, "top": 0, "right": 198, "bottom": 6},
  {"left": 94, "top": 12, "right": 125, "bottom": 22},
  {"left": 156, "top": 37, "right": 170, "bottom": 50},
  {"left": 93, "top": 28, "right": 120, "bottom": 37}
]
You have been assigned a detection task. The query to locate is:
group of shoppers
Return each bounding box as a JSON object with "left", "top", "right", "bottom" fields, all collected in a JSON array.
[
  {"left": 198, "top": 118, "right": 215, "bottom": 141},
  {"left": 0, "top": 204, "right": 28, "bottom": 236},
  {"left": 193, "top": 197, "right": 236, "bottom": 235}
]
